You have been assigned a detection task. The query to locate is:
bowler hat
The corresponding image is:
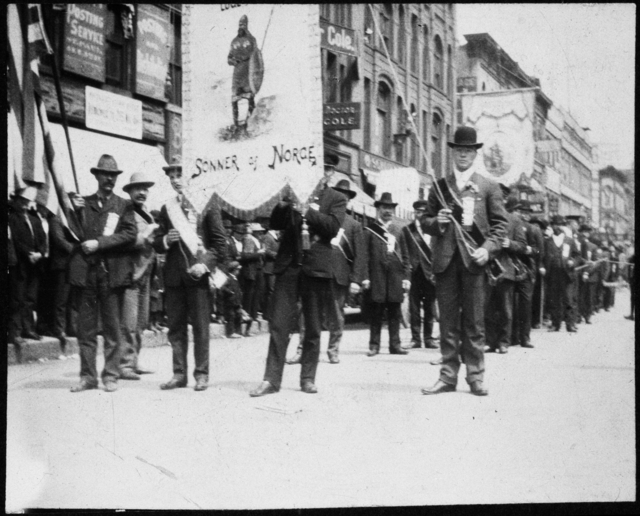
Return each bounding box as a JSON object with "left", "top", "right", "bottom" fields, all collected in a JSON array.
[
  {"left": 412, "top": 200, "right": 429, "bottom": 210},
  {"left": 530, "top": 217, "right": 548, "bottom": 230},
  {"left": 332, "top": 179, "right": 357, "bottom": 199},
  {"left": 233, "top": 223, "right": 246, "bottom": 234},
  {"left": 517, "top": 199, "right": 532, "bottom": 212},
  {"left": 374, "top": 192, "right": 398, "bottom": 208},
  {"left": 91, "top": 154, "right": 122, "bottom": 175},
  {"left": 550, "top": 215, "right": 566, "bottom": 226},
  {"left": 13, "top": 185, "right": 39, "bottom": 202},
  {"left": 447, "top": 126, "right": 483, "bottom": 149},
  {"left": 162, "top": 156, "right": 182, "bottom": 174},
  {"left": 324, "top": 152, "right": 340, "bottom": 167},
  {"left": 122, "top": 171, "right": 155, "bottom": 193},
  {"left": 579, "top": 223, "right": 593, "bottom": 232}
]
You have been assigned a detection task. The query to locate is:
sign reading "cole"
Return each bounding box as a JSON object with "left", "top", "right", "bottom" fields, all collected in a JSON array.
[{"left": 320, "top": 20, "right": 357, "bottom": 57}]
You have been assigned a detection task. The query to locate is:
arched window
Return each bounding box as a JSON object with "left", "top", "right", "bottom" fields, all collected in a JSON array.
[
  {"left": 410, "top": 103, "right": 418, "bottom": 166},
  {"left": 398, "top": 5, "right": 405, "bottom": 64},
  {"left": 422, "top": 26, "right": 429, "bottom": 82},
  {"left": 447, "top": 44, "right": 453, "bottom": 96},
  {"left": 434, "top": 35, "right": 444, "bottom": 90},
  {"left": 395, "top": 96, "right": 404, "bottom": 162},
  {"left": 364, "top": 78, "right": 372, "bottom": 150},
  {"left": 375, "top": 81, "right": 392, "bottom": 158},
  {"left": 432, "top": 112, "right": 443, "bottom": 177},
  {"left": 422, "top": 110, "right": 429, "bottom": 172},
  {"left": 410, "top": 15, "right": 419, "bottom": 73},
  {"left": 380, "top": 5, "right": 393, "bottom": 55}
]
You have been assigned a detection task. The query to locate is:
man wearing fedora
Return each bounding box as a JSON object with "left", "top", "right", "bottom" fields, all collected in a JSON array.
[
  {"left": 362, "top": 192, "right": 411, "bottom": 357},
  {"left": 484, "top": 187, "right": 527, "bottom": 354},
  {"left": 544, "top": 215, "right": 581, "bottom": 332},
  {"left": 153, "top": 158, "right": 228, "bottom": 392},
  {"left": 287, "top": 178, "right": 366, "bottom": 365},
  {"left": 239, "top": 221, "right": 265, "bottom": 335},
  {"left": 119, "top": 171, "right": 158, "bottom": 380},
  {"left": 420, "top": 126, "right": 508, "bottom": 396},
  {"left": 250, "top": 163, "right": 347, "bottom": 397},
  {"left": 8, "top": 186, "right": 47, "bottom": 345},
  {"left": 400, "top": 199, "right": 438, "bottom": 350},
  {"left": 67, "top": 155, "right": 138, "bottom": 392}
]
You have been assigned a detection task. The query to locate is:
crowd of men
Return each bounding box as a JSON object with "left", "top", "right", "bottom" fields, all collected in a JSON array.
[{"left": 7, "top": 127, "right": 635, "bottom": 396}]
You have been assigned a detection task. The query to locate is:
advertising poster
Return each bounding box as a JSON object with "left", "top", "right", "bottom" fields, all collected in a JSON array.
[
  {"left": 182, "top": 4, "right": 323, "bottom": 218},
  {"left": 135, "top": 4, "right": 171, "bottom": 100},
  {"left": 63, "top": 4, "right": 107, "bottom": 82},
  {"left": 460, "top": 89, "right": 536, "bottom": 186}
]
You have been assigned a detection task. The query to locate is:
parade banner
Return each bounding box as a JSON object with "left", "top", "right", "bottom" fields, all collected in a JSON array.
[
  {"left": 460, "top": 89, "right": 536, "bottom": 187},
  {"left": 182, "top": 4, "right": 324, "bottom": 218}
]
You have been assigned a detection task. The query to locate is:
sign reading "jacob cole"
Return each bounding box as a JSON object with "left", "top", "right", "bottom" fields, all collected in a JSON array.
[{"left": 323, "top": 102, "right": 361, "bottom": 131}]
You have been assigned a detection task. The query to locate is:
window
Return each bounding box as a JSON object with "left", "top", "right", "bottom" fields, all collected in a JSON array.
[
  {"left": 395, "top": 96, "right": 404, "bottom": 162},
  {"left": 105, "top": 5, "right": 132, "bottom": 89},
  {"left": 410, "top": 15, "right": 419, "bottom": 74},
  {"left": 434, "top": 35, "right": 444, "bottom": 90},
  {"left": 375, "top": 81, "right": 392, "bottom": 158},
  {"left": 398, "top": 6, "right": 405, "bottom": 64},
  {"left": 320, "top": 4, "right": 330, "bottom": 20},
  {"left": 324, "top": 51, "right": 338, "bottom": 103},
  {"left": 446, "top": 123, "right": 451, "bottom": 171},
  {"left": 167, "top": 7, "right": 182, "bottom": 105},
  {"left": 380, "top": 5, "right": 393, "bottom": 55},
  {"left": 447, "top": 45, "right": 453, "bottom": 97},
  {"left": 422, "top": 110, "right": 429, "bottom": 171},
  {"left": 364, "top": 78, "right": 372, "bottom": 150},
  {"left": 456, "top": 98, "right": 463, "bottom": 125},
  {"left": 364, "top": 4, "right": 374, "bottom": 46},
  {"left": 339, "top": 63, "right": 351, "bottom": 102},
  {"left": 432, "top": 112, "right": 443, "bottom": 177},
  {"left": 409, "top": 103, "right": 418, "bottom": 167},
  {"left": 422, "top": 26, "right": 429, "bottom": 82}
]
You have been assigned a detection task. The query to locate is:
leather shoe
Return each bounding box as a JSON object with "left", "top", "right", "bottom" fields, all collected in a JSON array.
[
  {"left": 389, "top": 347, "right": 409, "bottom": 355},
  {"left": 421, "top": 380, "right": 456, "bottom": 395},
  {"left": 498, "top": 346, "right": 508, "bottom": 354},
  {"left": 521, "top": 342, "right": 534, "bottom": 348},
  {"left": 250, "top": 381, "right": 278, "bottom": 397},
  {"left": 410, "top": 341, "right": 422, "bottom": 349},
  {"left": 469, "top": 381, "right": 488, "bottom": 396},
  {"left": 135, "top": 367, "right": 154, "bottom": 375},
  {"left": 366, "top": 348, "right": 379, "bottom": 357},
  {"left": 430, "top": 357, "right": 443, "bottom": 365},
  {"left": 22, "top": 331, "right": 41, "bottom": 340},
  {"left": 625, "top": 315, "right": 635, "bottom": 320},
  {"left": 70, "top": 380, "right": 98, "bottom": 393},
  {"left": 327, "top": 354, "right": 340, "bottom": 364},
  {"left": 194, "top": 378, "right": 208, "bottom": 391},
  {"left": 484, "top": 346, "right": 496, "bottom": 353},
  {"left": 424, "top": 339, "right": 439, "bottom": 349},
  {"left": 300, "top": 380, "right": 318, "bottom": 394},
  {"left": 567, "top": 326, "right": 577, "bottom": 333},
  {"left": 286, "top": 353, "right": 301, "bottom": 365},
  {"left": 120, "top": 370, "right": 141, "bottom": 381},
  {"left": 160, "top": 378, "right": 187, "bottom": 390},
  {"left": 104, "top": 381, "right": 118, "bottom": 393},
  {"left": 548, "top": 327, "right": 560, "bottom": 332},
  {"left": 10, "top": 335, "right": 26, "bottom": 346}
]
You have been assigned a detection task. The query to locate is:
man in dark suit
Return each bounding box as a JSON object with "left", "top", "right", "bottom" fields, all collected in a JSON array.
[
  {"left": 67, "top": 155, "right": 137, "bottom": 392},
  {"left": 153, "top": 158, "right": 228, "bottom": 392},
  {"left": 362, "top": 192, "right": 411, "bottom": 357},
  {"left": 545, "top": 215, "right": 581, "bottom": 332},
  {"left": 484, "top": 189, "right": 527, "bottom": 354},
  {"left": 8, "top": 186, "right": 47, "bottom": 344},
  {"left": 250, "top": 177, "right": 347, "bottom": 397},
  {"left": 261, "top": 222, "right": 280, "bottom": 319},
  {"left": 576, "top": 224, "right": 597, "bottom": 324},
  {"left": 287, "top": 179, "right": 366, "bottom": 365},
  {"left": 240, "top": 222, "right": 265, "bottom": 335},
  {"left": 529, "top": 217, "right": 549, "bottom": 328},
  {"left": 400, "top": 199, "right": 438, "bottom": 350},
  {"left": 420, "top": 127, "right": 508, "bottom": 397}
]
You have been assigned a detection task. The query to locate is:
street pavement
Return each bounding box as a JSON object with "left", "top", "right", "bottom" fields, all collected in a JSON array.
[{"left": 6, "top": 290, "right": 636, "bottom": 511}]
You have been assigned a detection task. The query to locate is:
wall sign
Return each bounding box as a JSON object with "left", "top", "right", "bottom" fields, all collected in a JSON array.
[
  {"left": 320, "top": 20, "right": 357, "bottom": 57},
  {"left": 323, "top": 102, "right": 361, "bottom": 131},
  {"left": 136, "top": 5, "right": 171, "bottom": 100},
  {"left": 63, "top": 4, "right": 106, "bottom": 82},
  {"left": 85, "top": 86, "right": 143, "bottom": 140}
]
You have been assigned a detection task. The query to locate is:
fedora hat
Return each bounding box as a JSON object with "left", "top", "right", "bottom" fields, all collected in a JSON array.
[
  {"left": 91, "top": 154, "right": 122, "bottom": 175},
  {"left": 447, "top": 126, "right": 483, "bottom": 149},
  {"left": 332, "top": 179, "right": 357, "bottom": 199},
  {"left": 374, "top": 192, "right": 397, "bottom": 208},
  {"left": 13, "top": 185, "right": 39, "bottom": 202},
  {"left": 324, "top": 152, "right": 340, "bottom": 168},
  {"left": 249, "top": 222, "right": 265, "bottom": 233},
  {"left": 550, "top": 214, "right": 566, "bottom": 226},
  {"left": 162, "top": 156, "right": 182, "bottom": 174},
  {"left": 122, "top": 171, "right": 155, "bottom": 193},
  {"left": 579, "top": 223, "right": 593, "bottom": 232},
  {"left": 227, "top": 260, "right": 241, "bottom": 272},
  {"left": 412, "top": 200, "right": 429, "bottom": 210}
]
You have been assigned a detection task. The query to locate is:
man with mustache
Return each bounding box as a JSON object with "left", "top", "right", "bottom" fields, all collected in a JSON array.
[
  {"left": 228, "top": 14, "right": 257, "bottom": 129},
  {"left": 68, "top": 155, "right": 137, "bottom": 393},
  {"left": 119, "top": 172, "right": 158, "bottom": 380}
]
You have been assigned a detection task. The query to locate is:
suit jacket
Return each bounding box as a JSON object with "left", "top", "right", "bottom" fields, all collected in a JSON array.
[
  {"left": 421, "top": 172, "right": 508, "bottom": 274},
  {"left": 364, "top": 220, "right": 410, "bottom": 303},
  {"left": 67, "top": 193, "right": 137, "bottom": 288},
  {"left": 124, "top": 204, "right": 157, "bottom": 283},
  {"left": 8, "top": 209, "right": 48, "bottom": 279},
  {"left": 400, "top": 220, "right": 434, "bottom": 284},
  {"left": 221, "top": 274, "right": 243, "bottom": 308},
  {"left": 526, "top": 219, "right": 545, "bottom": 271},
  {"left": 493, "top": 211, "right": 527, "bottom": 281},
  {"left": 330, "top": 213, "right": 366, "bottom": 287},
  {"left": 48, "top": 215, "right": 76, "bottom": 272},
  {"left": 544, "top": 234, "right": 581, "bottom": 283},
  {"left": 153, "top": 196, "right": 227, "bottom": 288},
  {"left": 240, "top": 233, "right": 263, "bottom": 281},
  {"left": 262, "top": 231, "right": 279, "bottom": 275},
  {"left": 270, "top": 186, "right": 347, "bottom": 278}
]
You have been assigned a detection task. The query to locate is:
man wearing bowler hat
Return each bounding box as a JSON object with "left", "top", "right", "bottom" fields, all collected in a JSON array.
[
  {"left": 420, "top": 126, "right": 508, "bottom": 396},
  {"left": 400, "top": 199, "right": 438, "bottom": 350},
  {"left": 119, "top": 171, "right": 158, "bottom": 380},
  {"left": 153, "top": 157, "right": 228, "bottom": 392},
  {"left": 362, "top": 192, "right": 411, "bottom": 357},
  {"left": 68, "top": 155, "right": 137, "bottom": 392}
]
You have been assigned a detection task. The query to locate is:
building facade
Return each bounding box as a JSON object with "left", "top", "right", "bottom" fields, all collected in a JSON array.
[
  {"left": 599, "top": 166, "right": 634, "bottom": 241},
  {"left": 320, "top": 4, "right": 457, "bottom": 213}
]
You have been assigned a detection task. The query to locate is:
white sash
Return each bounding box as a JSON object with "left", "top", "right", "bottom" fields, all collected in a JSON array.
[{"left": 166, "top": 196, "right": 201, "bottom": 256}]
